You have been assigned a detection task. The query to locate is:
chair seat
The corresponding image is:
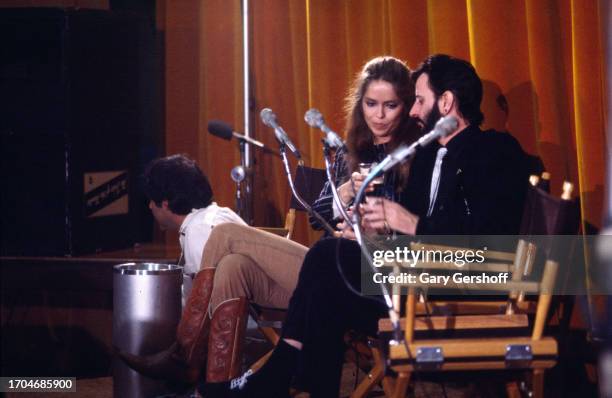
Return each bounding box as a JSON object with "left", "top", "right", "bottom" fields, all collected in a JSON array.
[
  {"left": 388, "top": 336, "right": 558, "bottom": 372},
  {"left": 378, "top": 313, "right": 529, "bottom": 333},
  {"left": 416, "top": 300, "right": 536, "bottom": 315}
]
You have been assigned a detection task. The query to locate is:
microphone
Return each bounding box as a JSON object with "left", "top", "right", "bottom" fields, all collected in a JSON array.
[
  {"left": 379, "top": 115, "right": 458, "bottom": 172},
  {"left": 304, "top": 108, "right": 344, "bottom": 149},
  {"left": 208, "top": 120, "right": 265, "bottom": 148},
  {"left": 230, "top": 165, "right": 246, "bottom": 183},
  {"left": 260, "top": 108, "right": 302, "bottom": 159}
]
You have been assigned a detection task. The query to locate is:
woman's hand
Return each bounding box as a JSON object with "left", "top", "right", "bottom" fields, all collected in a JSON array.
[
  {"left": 336, "top": 207, "right": 356, "bottom": 240},
  {"left": 337, "top": 172, "right": 374, "bottom": 204},
  {"left": 359, "top": 197, "right": 419, "bottom": 235}
]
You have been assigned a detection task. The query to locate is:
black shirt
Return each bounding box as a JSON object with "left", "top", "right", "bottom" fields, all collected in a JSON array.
[{"left": 402, "top": 125, "right": 529, "bottom": 236}]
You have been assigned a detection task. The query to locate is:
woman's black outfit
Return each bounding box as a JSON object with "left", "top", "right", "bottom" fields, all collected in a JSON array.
[{"left": 282, "top": 237, "right": 387, "bottom": 396}]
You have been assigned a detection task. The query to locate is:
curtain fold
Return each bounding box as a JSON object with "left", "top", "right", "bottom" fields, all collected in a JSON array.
[
  {"left": 163, "top": 0, "right": 608, "bottom": 246},
  {"left": 570, "top": 0, "right": 606, "bottom": 231}
]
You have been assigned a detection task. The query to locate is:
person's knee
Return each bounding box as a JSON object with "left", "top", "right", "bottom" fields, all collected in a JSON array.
[
  {"left": 298, "top": 239, "right": 338, "bottom": 279},
  {"left": 211, "top": 254, "right": 257, "bottom": 307},
  {"left": 305, "top": 238, "right": 357, "bottom": 267},
  {"left": 312, "top": 236, "right": 358, "bottom": 253},
  {"left": 215, "top": 253, "right": 257, "bottom": 285},
  {"left": 300, "top": 238, "right": 361, "bottom": 282}
]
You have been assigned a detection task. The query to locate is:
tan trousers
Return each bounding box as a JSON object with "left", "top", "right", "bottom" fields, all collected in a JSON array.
[{"left": 199, "top": 223, "right": 308, "bottom": 314}]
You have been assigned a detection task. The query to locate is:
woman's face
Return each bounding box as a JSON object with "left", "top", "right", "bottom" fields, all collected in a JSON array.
[{"left": 361, "top": 79, "right": 404, "bottom": 144}]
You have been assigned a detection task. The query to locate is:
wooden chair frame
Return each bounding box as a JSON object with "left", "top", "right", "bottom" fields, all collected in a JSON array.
[
  {"left": 385, "top": 257, "right": 559, "bottom": 398},
  {"left": 257, "top": 208, "right": 296, "bottom": 240},
  {"left": 351, "top": 239, "right": 538, "bottom": 398},
  {"left": 352, "top": 178, "right": 576, "bottom": 398}
]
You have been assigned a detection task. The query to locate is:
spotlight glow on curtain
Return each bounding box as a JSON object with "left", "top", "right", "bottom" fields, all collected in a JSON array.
[{"left": 163, "top": 0, "right": 607, "bottom": 245}]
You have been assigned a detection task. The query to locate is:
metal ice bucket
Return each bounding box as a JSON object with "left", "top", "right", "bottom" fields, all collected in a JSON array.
[{"left": 112, "top": 262, "right": 182, "bottom": 398}]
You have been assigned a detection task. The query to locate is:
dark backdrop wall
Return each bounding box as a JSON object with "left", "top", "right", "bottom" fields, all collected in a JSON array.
[{"left": 0, "top": 5, "right": 162, "bottom": 255}]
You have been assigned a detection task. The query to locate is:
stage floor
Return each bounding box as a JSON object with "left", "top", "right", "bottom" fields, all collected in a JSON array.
[{"left": 2, "top": 371, "right": 490, "bottom": 398}]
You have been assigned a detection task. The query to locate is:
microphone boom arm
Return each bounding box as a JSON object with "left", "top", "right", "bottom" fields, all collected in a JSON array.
[
  {"left": 321, "top": 141, "right": 354, "bottom": 228},
  {"left": 350, "top": 146, "right": 417, "bottom": 345},
  {"left": 278, "top": 144, "right": 337, "bottom": 236}
]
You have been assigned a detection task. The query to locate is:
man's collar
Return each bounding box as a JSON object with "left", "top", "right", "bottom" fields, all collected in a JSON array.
[{"left": 443, "top": 124, "right": 480, "bottom": 152}]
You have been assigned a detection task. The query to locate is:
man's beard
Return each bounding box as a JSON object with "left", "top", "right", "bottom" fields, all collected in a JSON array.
[{"left": 422, "top": 102, "right": 442, "bottom": 133}]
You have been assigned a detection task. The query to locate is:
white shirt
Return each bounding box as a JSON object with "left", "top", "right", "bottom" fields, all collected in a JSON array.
[
  {"left": 178, "top": 202, "right": 246, "bottom": 275},
  {"left": 427, "top": 147, "right": 448, "bottom": 217}
]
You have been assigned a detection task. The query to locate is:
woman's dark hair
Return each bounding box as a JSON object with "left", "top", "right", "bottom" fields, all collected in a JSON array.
[
  {"left": 344, "top": 56, "right": 419, "bottom": 184},
  {"left": 412, "top": 54, "right": 484, "bottom": 126},
  {"left": 143, "top": 154, "right": 213, "bottom": 215}
]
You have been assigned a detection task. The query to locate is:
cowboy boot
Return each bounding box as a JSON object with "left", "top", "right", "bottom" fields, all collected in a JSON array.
[
  {"left": 117, "top": 268, "right": 216, "bottom": 383},
  {"left": 206, "top": 297, "right": 249, "bottom": 383}
]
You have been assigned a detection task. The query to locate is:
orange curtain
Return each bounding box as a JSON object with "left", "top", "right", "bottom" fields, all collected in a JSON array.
[{"left": 162, "top": 0, "right": 608, "bottom": 246}]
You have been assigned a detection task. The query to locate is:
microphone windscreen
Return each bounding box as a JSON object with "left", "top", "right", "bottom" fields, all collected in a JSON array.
[
  {"left": 208, "top": 120, "right": 233, "bottom": 140},
  {"left": 304, "top": 108, "right": 323, "bottom": 128},
  {"left": 435, "top": 116, "right": 458, "bottom": 137},
  {"left": 260, "top": 108, "right": 276, "bottom": 127}
]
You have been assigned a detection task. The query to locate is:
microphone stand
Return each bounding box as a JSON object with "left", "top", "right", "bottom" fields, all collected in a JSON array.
[
  {"left": 321, "top": 141, "right": 353, "bottom": 228},
  {"left": 278, "top": 143, "right": 337, "bottom": 236},
  {"left": 350, "top": 165, "right": 401, "bottom": 344},
  {"left": 241, "top": 139, "right": 253, "bottom": 224},
  {"left": 231, "top": 139, "right": 252, "bottom": 223}
]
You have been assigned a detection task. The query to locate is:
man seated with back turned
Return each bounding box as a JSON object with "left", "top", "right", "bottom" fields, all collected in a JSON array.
[
  {"left": 122, "top": 153, "right": 309, "bottom": 387},
  {"left": 143, "top": 154, "right": 246, "bottom": 304}
]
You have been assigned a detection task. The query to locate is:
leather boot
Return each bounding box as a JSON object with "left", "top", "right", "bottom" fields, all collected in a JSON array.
[
  {"left": 206, "top": 297, "right": 249, "bottom": 383},
  {"left": 117, "top": 268, "right": 216, "bottom": 383}
]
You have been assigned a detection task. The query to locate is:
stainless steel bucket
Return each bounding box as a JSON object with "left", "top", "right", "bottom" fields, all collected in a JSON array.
[{"left": 112, "top": 262, "right": 182, "bottom": 398}]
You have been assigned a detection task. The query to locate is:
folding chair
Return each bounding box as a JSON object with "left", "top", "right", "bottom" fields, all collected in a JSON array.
[
  {"left": 256, "top": 163, "right": 327, "bottom": 241},
  {"left": 385, "top": 255, "right": 560, "bottom": 398},
  {"left": 414, "top": 173, "right": 576, "bottom": 318},
  {"left": 352, "top": 242, "right": 531, "bottom": 398},
  {"left": 352, "top": 179, "right": 578, "bottom": 398}
]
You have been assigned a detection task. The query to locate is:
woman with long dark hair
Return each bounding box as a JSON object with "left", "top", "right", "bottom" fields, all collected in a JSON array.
[{"left": 311, "top": 56, "right": 417, "bottom": 230}]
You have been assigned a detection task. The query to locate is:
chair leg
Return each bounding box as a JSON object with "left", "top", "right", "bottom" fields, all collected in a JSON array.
[
  {"left": 391, "top": 372, "right": 410, "bottom": 398},
  {"left": 381, "top": 376, "right": 396, "bottom": 397},
  {"left": 505, "top": 381, "right": 521, "bottom": 398},
  {"left": 249, "top": 349, "right": 274, "bottom": 373},
  {"left": 350, "top": 360, "right": 383, "bottom": 398},
  {"left": 532, "top": 369, "right": 545, "bottom": 398},
  {"left": 258, "top": 325, "right": 281, "bottom": 345}
]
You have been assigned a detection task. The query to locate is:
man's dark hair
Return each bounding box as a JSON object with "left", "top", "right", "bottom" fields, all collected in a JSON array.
[
  {"left": 143, "top": 154, "right": 213, "bottom": 215},
  {"left": 412, "top": 54, "right": 484, "bottom": 126}
]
